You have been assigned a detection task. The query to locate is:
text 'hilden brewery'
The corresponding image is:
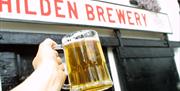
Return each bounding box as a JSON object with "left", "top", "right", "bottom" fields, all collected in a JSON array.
[{"left": 0, "top": 0, "right": 147, "bottom": 27}]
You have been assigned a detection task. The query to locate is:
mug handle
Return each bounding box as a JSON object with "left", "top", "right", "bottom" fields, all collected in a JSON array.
[{"left": 55, "top": 44, "right": 71, "bottom": 90}]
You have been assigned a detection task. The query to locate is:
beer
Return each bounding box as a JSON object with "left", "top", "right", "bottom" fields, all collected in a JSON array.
[{"left": 63, "top": 38, "right": 113, "bottom": 91}]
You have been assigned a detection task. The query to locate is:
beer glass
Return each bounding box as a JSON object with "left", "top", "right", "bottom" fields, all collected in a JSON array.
[{"left": 59, "top": 30, "right": 113, "bottom": 91}]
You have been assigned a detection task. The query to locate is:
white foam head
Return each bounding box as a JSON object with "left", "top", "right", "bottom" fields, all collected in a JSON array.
[{"left": 62, "top": 30, "right": 99, "bottom": 46}]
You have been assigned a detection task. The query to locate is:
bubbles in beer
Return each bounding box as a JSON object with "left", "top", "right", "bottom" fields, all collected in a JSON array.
[{"left": 63, "top": 39, "right": 112, "bottom": 91}]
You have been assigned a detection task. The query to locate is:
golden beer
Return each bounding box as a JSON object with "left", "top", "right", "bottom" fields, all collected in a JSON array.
[{"left": 62, "top": 30, "right": 113, "bottom": 91}]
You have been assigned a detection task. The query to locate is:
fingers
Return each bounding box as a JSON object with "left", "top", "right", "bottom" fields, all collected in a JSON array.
[
  {"left": 54, "top": 50, "right": 63, "bottom": 65},
  {"left": 56, "top": 54, "right": 65, "bottom": 72},
  {"left": 33, "top": 38, "right": 61, "bottom": 69},
  {"left": 56, "top": 57, "right": 62, "bottom": 65},
  {"left": 59, "top": 70, "right": 67, "bottom": 89},
  {"left": 44, "top": 38, "right": 57, "bottom": 46},
  {"left": 54, "top": 48, "right": 64, "bottom": 72},
  {"left": 58, "top": 64, "right": 65, "bottom": 71},
  {"left": 35, "top": 38, "right": 65, "bottom": 71},
  {"left": 40, "top": 38, "right": 58, "bottom": 49}
]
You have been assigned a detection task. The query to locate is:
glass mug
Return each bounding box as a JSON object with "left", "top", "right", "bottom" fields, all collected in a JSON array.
[{"left": 56, "top": 30, "right": 113, "bottom": 91}]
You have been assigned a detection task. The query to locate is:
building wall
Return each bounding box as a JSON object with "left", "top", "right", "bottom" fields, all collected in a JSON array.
[
  {"left": 164, "top": 0, "right": 180, "bottom": 78},
  {"left": 0, "top": 0, "right": 180, "bottom": 91},
  {"left": 0, "top": 0, "right": 179, "bottom": 77},
  {"left": 102, "top": 0, "right": 180, "bottom": 78}
]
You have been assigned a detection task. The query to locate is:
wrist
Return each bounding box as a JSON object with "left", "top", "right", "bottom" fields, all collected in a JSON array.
[{"left": 35, "top": 60, "right": 58, "bottom": 71}]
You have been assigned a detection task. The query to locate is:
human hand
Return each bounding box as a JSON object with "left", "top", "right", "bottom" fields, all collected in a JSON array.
[
  {"left": 32, "top": 38, "right": 66, "bottom": 90},
  {"left": 32, "top": 38, "right": 63, "bottom": 70},
  {"left": 11, "top": 38, "right": 66, "bottom": 91}
]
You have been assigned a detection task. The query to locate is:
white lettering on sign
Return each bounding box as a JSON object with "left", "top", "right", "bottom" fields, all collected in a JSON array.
[{"left": 0, "top": 0, "right": 172, "bottom": 33}]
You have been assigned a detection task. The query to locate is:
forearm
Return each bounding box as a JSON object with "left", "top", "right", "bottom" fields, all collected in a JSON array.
[{"left": 11, "top": 63, "right": 65, "bottom": 91}]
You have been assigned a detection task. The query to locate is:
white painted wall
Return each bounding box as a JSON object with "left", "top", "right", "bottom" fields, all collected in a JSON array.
[
  {"left": 107, "top": 48, "right": 121, "bottom": 91},
  {"left": 162, "top": 0, "right": 180, "bottom": 78},
  {"left": 162, "top": 0, "right": 180, "bottom": 41}
]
